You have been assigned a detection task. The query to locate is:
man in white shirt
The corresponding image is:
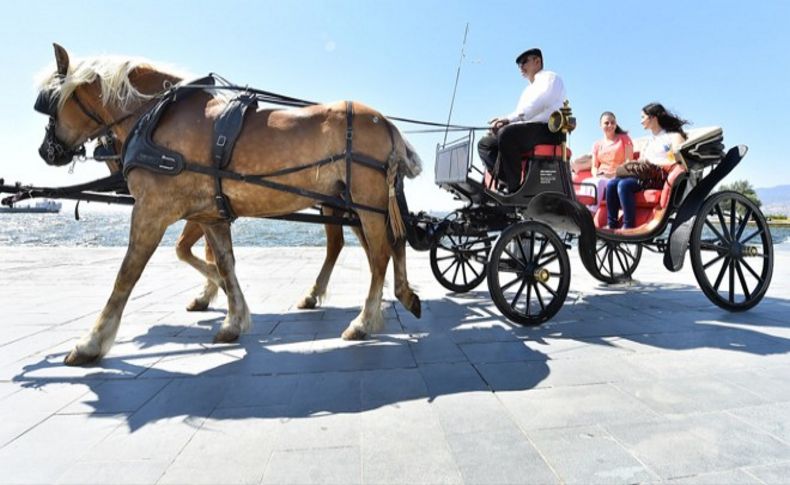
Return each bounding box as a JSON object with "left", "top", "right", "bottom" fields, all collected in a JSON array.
[{"left": 478, "top": 48, "right": 567, "bottom": 193}]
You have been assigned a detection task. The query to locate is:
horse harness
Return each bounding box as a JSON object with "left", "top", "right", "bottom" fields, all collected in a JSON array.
[{"left": 122, "top": 75, "right": 395, "bottom": 222}]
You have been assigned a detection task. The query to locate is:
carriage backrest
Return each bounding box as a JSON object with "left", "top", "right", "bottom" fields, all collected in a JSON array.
[{"left": 435, "top": 134, "right": 473, "bottom": 184}]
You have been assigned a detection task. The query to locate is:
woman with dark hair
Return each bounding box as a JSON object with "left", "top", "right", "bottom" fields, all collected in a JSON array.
[
  {"left": 605, "top": 103, "right": 688, "bottom": 229},
  {"left": 586, "top": 111, "right": 633, "bottom": 211}
]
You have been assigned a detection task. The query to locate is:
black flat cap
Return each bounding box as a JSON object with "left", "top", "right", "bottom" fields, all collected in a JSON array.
[{"left": 516, "top": 48, "right": 542, "bottom": 64}]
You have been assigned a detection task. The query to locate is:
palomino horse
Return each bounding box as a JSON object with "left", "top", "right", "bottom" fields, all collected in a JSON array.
[{"left": 36, "top": 44, "right": 422, "bottom": 365}]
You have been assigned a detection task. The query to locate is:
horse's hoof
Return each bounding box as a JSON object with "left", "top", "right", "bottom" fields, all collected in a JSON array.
[
  {"left": 213, "top": 327, "right": 240, "bottom": 343},
  {"left": 186, "top": 299, "right": 209, "bottom": 312},
  {"left": 409, "top": 295, "right": 422, "bottom": 319},
  {"left": 296, "top": 296, "right": 317, "bottom": 310},
  {"left": 63, "top": 349, "right": 100, "bottom": 366},
  {"left": 341, "top": 327, "right": 367, "bottom": 341}
]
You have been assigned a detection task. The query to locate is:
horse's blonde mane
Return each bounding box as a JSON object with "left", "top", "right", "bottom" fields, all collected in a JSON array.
[{"left": 36, "top": 56, "right": 191, "bottom": 113}]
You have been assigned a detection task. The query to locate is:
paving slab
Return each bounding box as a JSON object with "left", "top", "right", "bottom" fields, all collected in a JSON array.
[{"left": 0, "top": 245, "right": 788, "bottom": 484}]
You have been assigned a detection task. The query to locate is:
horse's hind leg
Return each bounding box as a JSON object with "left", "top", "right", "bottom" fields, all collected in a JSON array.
[
  {"left": 392, "top": 239, "right": 421, "bottom": 318},
  {"left": 175, "top": 221, "right": 222, "bottom": 311},
  {"left": 65, "top": 203, "right": 172, "bottom": 366},
  {"left": 342, "top": 213, "right": 391, "bottom": 340},
  {"left": 201, "top": 222, "right": 251, "bottom": 343},
  {"left": 297, "top": 207, "right": 345, "bottom": 309}
]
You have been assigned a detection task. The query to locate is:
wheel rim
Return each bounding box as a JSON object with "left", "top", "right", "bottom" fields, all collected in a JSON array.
[
  {"left": 430, "top": 233, "right": 491, "bottom": 292},
  {"left": 693, "top": 194, "right": 773, "bottom": 308},
  {"left": 595, "top": 240, "right": 641, "bottom": 282},
  {"left": 490, "top": 224, "right": 569, "bottom": 322}
]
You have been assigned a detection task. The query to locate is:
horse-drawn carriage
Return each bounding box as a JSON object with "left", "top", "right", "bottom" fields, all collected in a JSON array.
[
  {"left": 421, "top": 103, "right": 774, "bottom": 325},
  {"left": 0, "top": 44, "right": 774, "bottom": 364}
]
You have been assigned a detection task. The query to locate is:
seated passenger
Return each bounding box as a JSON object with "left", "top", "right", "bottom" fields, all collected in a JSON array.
[
  {"left": 584, "top": 111, "right": 633, "bottom": 212},
  {"left": 477, "top": 47, "right": 566, "bottom": 193},
  {"left": 606, "top": 103, "right": 688, "bottom": 229}
]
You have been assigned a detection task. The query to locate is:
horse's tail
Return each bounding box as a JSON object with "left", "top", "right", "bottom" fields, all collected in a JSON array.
[{"left": 384, "top": 121, "right": 422, "bottom": 241}]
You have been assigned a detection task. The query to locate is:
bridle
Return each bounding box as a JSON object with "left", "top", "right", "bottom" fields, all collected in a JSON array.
[{"left": 34, "top": 79, "right": 135, "bottom": 166}]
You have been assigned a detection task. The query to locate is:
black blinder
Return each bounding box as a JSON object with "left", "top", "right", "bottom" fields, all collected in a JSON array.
[
  {"left": 39, "top": 118, "right": 85, "bottom": 166},
  {"left": 34, "top": 88, "right": 60, "bottom": 117}
]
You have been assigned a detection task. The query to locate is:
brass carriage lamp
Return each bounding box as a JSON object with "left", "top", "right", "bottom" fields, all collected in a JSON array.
[{"left": 548, "top": 100, "right": 575, "bottom": 162}]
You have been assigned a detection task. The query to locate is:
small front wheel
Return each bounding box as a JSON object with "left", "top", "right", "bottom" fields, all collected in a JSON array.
[
  {"left": 690, "top": 191, "right": 773, "bottom": 311},
  {"left": 430, "top": 233, "right": 492, "bottom": 293},
  {"left": 591, "top": 239, "right": 642, "bottom": 284},
  {"left": 487, "top": 221, "right": 570, "bottom": 325}
]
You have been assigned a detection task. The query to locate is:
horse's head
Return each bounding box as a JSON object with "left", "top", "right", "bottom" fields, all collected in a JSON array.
[
  {"left": 35, "top": 44, "right": 101, "bottom": 165},
  {"left": 34, "top": 44, "right": 181, "bottom": 166}
]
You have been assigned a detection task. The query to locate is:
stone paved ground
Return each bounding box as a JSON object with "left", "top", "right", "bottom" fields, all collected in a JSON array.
[{"left": 0, "top": 245, "right": 788, "bottom": 484}]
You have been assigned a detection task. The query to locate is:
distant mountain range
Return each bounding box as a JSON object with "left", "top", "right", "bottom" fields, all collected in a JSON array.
[{"left": 756, "top": 184, "right": 790, "bottom": 215}]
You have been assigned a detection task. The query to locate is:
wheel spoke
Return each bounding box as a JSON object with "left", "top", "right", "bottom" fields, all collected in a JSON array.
[
  {"left": 704, "top": 218, "right": 729, "bottom": 245},
  {"left": 713, "top": 256, "right": 731, "bottom": 291},
  {"left": 699, "top": 241, "right": 727, "bottom": 252},
  {"left": 741, "top": 228, "right": 765, "bottom": 245},
  {"left": 451, "top": 257, "right": 462, "bottom": 284},
  {"left": 613, "top": 247, "right": 629, "bottom": 275},
  {"left": 538, "top": 251, "right": 560, "bottom": 268},
  {"left": 510, "top": 277, "right": 528, "bottom": 309},
  {"left": 607, "top": 244, "right": 615, "bottom": 276},
  {"left": 501, "top": 275, "right": 523, "bottom": 291},
  {"left": 740, "top": 258, "right": 762, "bottom": 281},
  {"left": 525, "top": 280, "right": 532, "bottom": 315},
  {"left": 435, "top": 254, "right": 458, "bottom": 262},
  {"left": 538, "top": 279, "right": 558, "bottom": 298},
  {"left": 440, "top": 259, "right": 459, "bottom": 277},
  {"left": 729, "top": 198, "right": 737, "bottom": 240},
  {"left": 534, "top": 283, "right": 546, "bottom": 311},
  {"left": 536, "top": 237, "right": 549, "bottom": 261},
  {"left": 463, "top": 258, "right": 482, "bottom": 280},
  {"left": 460, "top": 257, "right": 469, "bottom": 285},
  {"left": 714, "top": 204, "right": 731, "bottom": 243},
  {"left": 703, "top": 252, "right": 726, "bottom": 270},
  {"left": 735, "top": 207, "right": 753, "bottom": 241},
  {"left": 735, "top": 260, "right": 751, "bottom": 300},
  {"left": 516, "top": 233, "right": 531, "bottom": 265},
  {"left": 728, "top": 258, "right": 735, "bottom": 304},
  {"left": 503, "top": 249, "right": 526, "bottom": 271}
]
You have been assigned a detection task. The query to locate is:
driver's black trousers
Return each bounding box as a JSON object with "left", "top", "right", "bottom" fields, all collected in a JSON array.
[{"left": 477, "top": 122, "right": 561, "bottom": 192}]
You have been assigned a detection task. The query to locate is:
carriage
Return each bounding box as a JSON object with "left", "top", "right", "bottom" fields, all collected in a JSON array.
[
  {"left": 0, "top": 45, "right": 775, "bottom": 364},
  {"left": 416, "top": 102, "right": 774, "bottom": 325}
]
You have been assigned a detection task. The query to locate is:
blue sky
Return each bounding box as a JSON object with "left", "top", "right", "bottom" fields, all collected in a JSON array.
[{"left": 1, "top": 0, "right": 788, "bottom": 211}]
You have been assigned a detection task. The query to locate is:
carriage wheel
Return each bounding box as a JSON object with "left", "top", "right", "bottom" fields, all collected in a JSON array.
[
  {"left": 690, "top": 191, "right": 773, "bottom": 311},
  {"left": 429, "top": 233, "right": 492, "bottom": 293},
  {"left": 591, "top": 239, "right": 642, "bottom": 284},
  {"left": 487, "top": 221, "right": 570, "bottom": 325}
]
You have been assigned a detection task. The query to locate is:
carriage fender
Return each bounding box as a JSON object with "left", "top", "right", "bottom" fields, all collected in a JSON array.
[
  {"left": 523, "top": 193, "right": 599, "bottom": 277},
  {"left": 663, "top": 145, "right": 746, "bottom": 272}
]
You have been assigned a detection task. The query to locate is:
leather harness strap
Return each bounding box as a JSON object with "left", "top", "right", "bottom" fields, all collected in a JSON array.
[
  {"left": 211, "top": 92, "right": 258, "bottom": 220},
  {"left": 122, "top": 77, "right": 389, "bottom": 221}
]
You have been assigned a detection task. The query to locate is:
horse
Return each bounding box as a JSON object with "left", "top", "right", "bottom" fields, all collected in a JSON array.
[{"left": 35, "top": 44, "right": 423, "bottom": 366}]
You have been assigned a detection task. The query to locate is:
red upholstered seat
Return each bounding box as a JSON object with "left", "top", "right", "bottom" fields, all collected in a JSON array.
[
  {"left": 572, "top": 168, "right": 596, "bottom": 206},
  {"left": 519, "top": 145, "right": 570, "bottom": 183},
  {"left": 593, "top": 164, "right": 687, "bottom": 229}
]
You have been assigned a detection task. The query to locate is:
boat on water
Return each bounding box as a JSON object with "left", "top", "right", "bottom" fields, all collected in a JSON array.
[{"left": 0, "top": 199, "right": 62, "bottom": 214}]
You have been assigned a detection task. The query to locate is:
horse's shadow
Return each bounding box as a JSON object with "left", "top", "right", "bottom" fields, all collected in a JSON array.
[{"left": 12, "top": 279, "right": 790, "bottom": 432}]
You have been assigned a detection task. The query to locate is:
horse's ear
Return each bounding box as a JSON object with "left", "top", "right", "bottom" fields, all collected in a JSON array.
[{"left": 53, "top": 43, "right": 69, "bottom": 76}]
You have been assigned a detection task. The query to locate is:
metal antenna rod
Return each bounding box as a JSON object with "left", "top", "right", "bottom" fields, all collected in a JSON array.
[{"left": 443, "top": 23, "right": 469, "bottom": 146}]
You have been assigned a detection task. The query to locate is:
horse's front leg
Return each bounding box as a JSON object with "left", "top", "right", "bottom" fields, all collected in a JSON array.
[
  {"left": 175, "top": 221, "right": 222, "bottom": 311},
  {"left": 64, "top": 204, "right": 172, "bottom": 366},
  {"left": 201, "top": 222, "right": 251, "bottom": 343}
]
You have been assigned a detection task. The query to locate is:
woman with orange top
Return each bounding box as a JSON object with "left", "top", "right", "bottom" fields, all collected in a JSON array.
[{"left": 586, "top": 111, "right": 633, "bottom": 211}]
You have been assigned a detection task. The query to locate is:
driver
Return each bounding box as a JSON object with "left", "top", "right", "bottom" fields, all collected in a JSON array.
[{"left": 478, "top": 48, "right": 567, "bottom": 193}]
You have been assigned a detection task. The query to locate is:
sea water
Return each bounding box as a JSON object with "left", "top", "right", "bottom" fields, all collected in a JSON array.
[{"left": 1, "top": 208, "right": 789, "bottom": 248}]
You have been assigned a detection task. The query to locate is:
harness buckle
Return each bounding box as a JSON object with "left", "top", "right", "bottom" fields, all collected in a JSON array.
[{"left": 216, "top": 135, "right": 227, "bottom": 147}]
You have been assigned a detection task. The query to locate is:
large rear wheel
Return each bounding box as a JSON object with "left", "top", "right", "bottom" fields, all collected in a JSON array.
[
  {"left": 430, "top": 233, "right": 492, "bottom": 293},
  {"left": 690, "top": 191, "right": 773, "bottom": 311},
  {"left": 487, "top": 221, "right": 570, "bottom": 325}
]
